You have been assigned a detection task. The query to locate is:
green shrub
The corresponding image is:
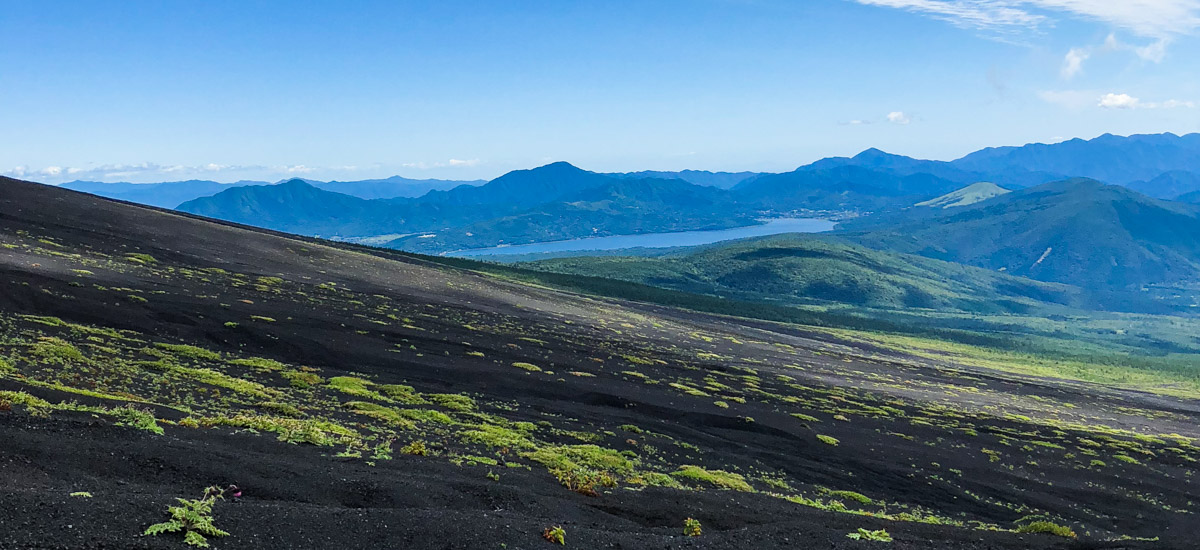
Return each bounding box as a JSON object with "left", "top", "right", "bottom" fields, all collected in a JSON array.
[
  {"left": 683, "top": 517, "right": 702, "bottom": 537},
  {"left": 1016, "top": 521, "right": 1076, "bottom": 538},
  {"left": 817, "top": 434, "right": 839, "bottom": 446},
  {"left": 401, "top": 440, "right": 428, "bottom": 456}
]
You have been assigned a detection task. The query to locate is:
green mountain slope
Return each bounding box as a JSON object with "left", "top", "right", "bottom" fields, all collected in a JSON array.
[
  {"left": 915, "top": 182, "right": 1010, "bottom": 208},
  {"left": 842, "top": 179, "right": 1200, "bottom": 289},
  {"left": 521, "top": 233, "right": 1087, "bottom": 314}
]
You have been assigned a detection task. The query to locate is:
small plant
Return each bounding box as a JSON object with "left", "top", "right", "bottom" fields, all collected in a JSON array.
[
  {"left": 817, "top": 434, "right": 839, "bottom": 446},
  {"left": 542, "top": 525, "right": 566, "bottom": 545},
  {"left": 846, "top": 528, "right": 892, "bottom": 542},
  {"left": 144, "top": 485, "right": 237, "bottom": 547},
  {"left": 223, "top": 322, "right": 239, "bottom": 328},
  {"left": 486, "top": 470, "right": 500, "bottom": 481},
  {"left": 683, "top": 517, "right": 702, "bottom": 537},
  {"left": 70, "top": 491, "right": 93, "bottom": 498},
  {"left": 372, "top": 440, "right": 394, "bottom": 460},
  {"left": 401, "top": 440, "right": 428, "bottom": 456}
]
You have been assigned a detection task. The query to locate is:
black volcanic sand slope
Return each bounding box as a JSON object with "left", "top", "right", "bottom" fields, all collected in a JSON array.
[{"left": 0, "top": 177, "right": 1196, "bottom": 549}]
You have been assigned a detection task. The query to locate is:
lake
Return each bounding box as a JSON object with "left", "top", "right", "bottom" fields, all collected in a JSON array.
[{"left": 447, "top": 218, "right": 836, "bottom": 258}]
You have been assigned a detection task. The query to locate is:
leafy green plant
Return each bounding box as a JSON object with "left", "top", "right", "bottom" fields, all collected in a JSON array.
[
  {"left": 683, "top": 517, "right": 702, "bottom": 537},
  {"left": 542, "top": 525, "right": 566, "bottom": 545},
  {"left": 817, "top": 434, "right": 840, "bottom": 446},
  {"left": 372, "top": 440, "right": 393, "bottom": 460},
  {"left": 846, "top": 528, "right": 892, "bottom": 542},
  {"left": 144, "top": 485, "right": 235, "bottom": 547}
]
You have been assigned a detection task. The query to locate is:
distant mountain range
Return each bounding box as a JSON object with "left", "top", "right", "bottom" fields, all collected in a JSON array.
[
  {"left": 54, "top": 132, "right": 1200, "bottom": 294},
  {"left": 60, "top": 176, "right": 483, "bottom": 209},
  {"left": 177, "top": 163, "right": 757, "bottom": 244},
  {"left": 952, "top": 133, "right": 1200, "bottom": 186},
  {"left": 605, "top": 169, "right": 761, "bottom": 189},
  {"left": 60, "top": 180, "right": 267, "bottom": 209}
]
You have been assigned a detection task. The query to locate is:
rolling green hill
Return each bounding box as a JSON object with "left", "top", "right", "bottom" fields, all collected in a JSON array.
[
  {"left": 520, "top": 233, "right": 1088, "bottom": 313},
  {"left": 842, "top": 179, "right": 1200, "bottom": 289},
  {"left": 915, "top": 182, "right": 1010, "bottom": 208}
]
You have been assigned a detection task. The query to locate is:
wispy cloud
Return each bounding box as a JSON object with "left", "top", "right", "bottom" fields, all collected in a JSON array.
[
  {"left": 402, "top": 158, "right": 483, "bottom": 170},
  {"left": 1060, "top": 47, "right": 1089, "bottom": 78},
  {"left": 853, "top": 0, "right": 1200, "bottom": 38},
  {"left": 1039, "top": 89, "right": 1196, "bottom": 109},
  {"left": 886, "top": 111, "right": 912, "bottom": 124},
  {"left": 1, "top": 162, "right": 374, "bottom": 184},
  {"left": 1097, "top": 92, "right": 1195, "bottom": 109}
]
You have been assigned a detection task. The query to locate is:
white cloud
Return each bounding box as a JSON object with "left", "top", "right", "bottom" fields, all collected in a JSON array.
[
  {"left": 1098, "top": 92, "right": 1141, "bottom": 108},
  {"left": 448, "top": 158, "right": 481, "bottom": 167},
  {"left": 852, "top": 0, "right": 1200, "bottom": 38},
  {"left": 1061, "top": 47, "right": 1089, "bottom": 78},
  {"left": 1093, "top": 92, "right": 1195, "bottom": 109},
  {"left": 886, "top": 111, "right": 912, "bottom": 124}
]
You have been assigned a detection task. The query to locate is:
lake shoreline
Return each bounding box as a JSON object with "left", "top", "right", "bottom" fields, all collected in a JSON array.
[{"left": 444, "top": 217, "right": 836, "bottom": 259}]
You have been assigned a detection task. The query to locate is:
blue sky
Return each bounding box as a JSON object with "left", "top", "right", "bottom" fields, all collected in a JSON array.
[{"left": 2, "top": 0, "right": 1198, "bottom": 183}]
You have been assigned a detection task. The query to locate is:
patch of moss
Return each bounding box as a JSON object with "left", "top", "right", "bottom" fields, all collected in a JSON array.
[
  {"left": 671, "top": 465, "right": 753, "bottom": 492},
  {"left": 154, "top": 343, "right": 221, "bottom": 362},
  {"left": 460, "top": 423, "right": 537, "bottom": 450},
  {"left": 327, "top": 376, "right": 387, "bottom": 401},
  {"left": 200, "top": 414, "right": 357, "bottom": 446},
  {"left": 31, "top": 338, "right": 86, "bottom": 364},
  {"left": 428, "top": 393, "right": 475, "bottom": 412}
]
